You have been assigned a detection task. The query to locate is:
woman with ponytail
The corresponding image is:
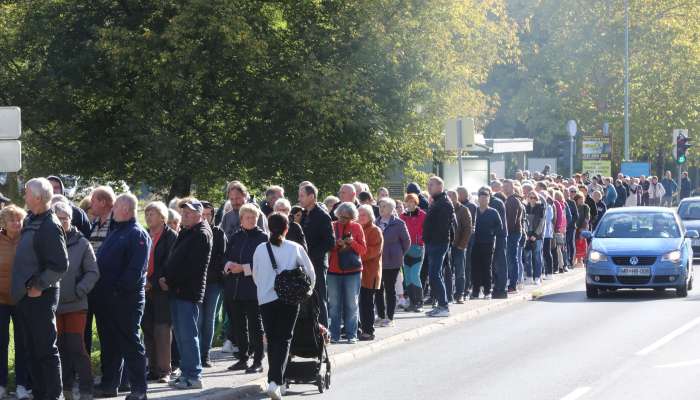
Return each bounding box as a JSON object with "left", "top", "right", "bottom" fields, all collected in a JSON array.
[{"left": 253, "top": 213, "right": 315, "bottom": 400}]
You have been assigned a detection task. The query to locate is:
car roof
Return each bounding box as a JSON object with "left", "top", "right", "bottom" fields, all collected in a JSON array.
[
  {"left": 679, "top": 197, "right": 700, "bottom": 203},
  {"left": 604, "top": 206, "right": 676, "bottom": 215}
]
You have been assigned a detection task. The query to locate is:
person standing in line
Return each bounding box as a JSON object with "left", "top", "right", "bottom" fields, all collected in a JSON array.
[
  {"left": 298, "top": 184, "right": 335, "bottom": 328},
  {"left": 141, "top": 201, "right": 177, "bottom": 383},
  {"left": 660, "top": 170, "right": 678, "bottom": 207},
  {"left": 357, "top": 205, "right": 383, "bottom": 341},
  {"left": 423, "top": 177, "right": 455, "bottom": 317},
  {"left": 639, "top": 175, "right": 650, "bottom": 206},
  {"left": 648, "top": 176, "right": 665, "bottom": 207},
  {"left": 11, "top": 178, "right": 69, "bottom": 400},
  {"left": 680, "top": 172, "right": 692, "bottom": 201},
  {"left": 488, "top": 187, "right": 508, "bottom": 299},
  {"left": 503, "top": 180, "right": 523, "bottom": 292},
  {"left": 92, "top": 193, "right": 150, "bottom": 400},
  {"left": 252, "top": 214, "right": 315, "bottom": 400},
  {"left": 447, "top": 190, "right": 472, "bottom": 303},
  {"left": 374, "top": 198, "right": 410, "bottom": 327},
  {"left": 47, "top": 176, "right": 92, "bottom": 238},
  {"left": 272, "top": 199, "right": 307, "bottom": 251},
  {"left": 591, "top": 190, "right": 607, "bottom": 230},
  {"left": 470, "top": 188, "right": 503, "bottom": 299},
  {"left": 52, "top": 201, "right": 100, "bottom": 400},
  {"left": 523, "top": 190, "right": 545, "bottom": 285},
  {"left": 0, "top": 205, "right": 31, "bottom": 400},
  {"left": 399, "top": 194, "right": 426, "bottom": 312}
]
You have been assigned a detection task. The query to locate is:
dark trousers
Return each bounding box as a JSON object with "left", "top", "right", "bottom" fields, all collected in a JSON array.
[
  {"left": 231, "top": 300, "right": 264, "bottom": 363},
  {"left": 566, "top": 228, "right": 575, "bottom": 266},
  {"left": 375, "top": 269, "right": 400, "bottom": 320},
  {"left": 141, "top": 292, "right": 172, "bottom": 378},
  {"left": 16, "top": 288, "right": 62, "bottom": 400},
  {"left": 359, "top": 287, "right": 376, "bottom": 335},
  {"left": 260, "top": 300, "right": 299, "bottom": 385},
  {"left": 94, "top": 290, "right": 147, "bottom": 393},
  {"left": 443, "top": 250, "right": 454, "bottom": 302},
  {"left": 0, "top": 304, "right": 29, "bottom": 387},
  {"left": 84, "top": 300, "right": 94, "bottom": 355},
  {"left": 543, "top": 238, "right": 553, "bottom": 275},
  {"left": 492, "top": 236, "right": 508, "bottom": 295},
  {"left": 311, "top": 259, "right": 329, "bottom": 329},
  {"left": 56, "top": 311, "right": 92, "bottom": 394},
  {"left": 471, "top": 242, "right": 495, "bottom": 296}
]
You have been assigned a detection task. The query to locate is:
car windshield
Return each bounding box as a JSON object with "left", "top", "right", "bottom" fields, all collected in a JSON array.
[
  {"left": 678, "top": 202, "right": 700, "bottom": 220},
  {"left": 595, "top": 213, "right": 681, "bottom": 239}
]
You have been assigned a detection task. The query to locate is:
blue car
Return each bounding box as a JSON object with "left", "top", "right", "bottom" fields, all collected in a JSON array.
[{"left": 582, "top": 207, "right": 698, "bottom": 298}]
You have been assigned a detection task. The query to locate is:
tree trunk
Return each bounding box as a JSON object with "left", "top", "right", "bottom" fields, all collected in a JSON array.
[{"left": 167, "top": 175, "right": 192, "bottom": 202}]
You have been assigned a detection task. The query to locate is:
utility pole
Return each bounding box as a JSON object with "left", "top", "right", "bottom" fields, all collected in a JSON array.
[{"left": 624, "top": 0, "right": 630, "bottom": 161}]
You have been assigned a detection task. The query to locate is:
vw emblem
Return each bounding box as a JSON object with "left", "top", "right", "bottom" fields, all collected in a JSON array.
[{"left": 629, "top": 256, "right": 639, "bottom": 265}]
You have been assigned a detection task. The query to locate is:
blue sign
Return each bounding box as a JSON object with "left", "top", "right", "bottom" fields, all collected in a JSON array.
[{"left": 621, "top": 162, "right": 650, "bottom": 177}]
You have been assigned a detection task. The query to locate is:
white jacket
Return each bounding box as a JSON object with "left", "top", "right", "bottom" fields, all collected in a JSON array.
[
  {"left": 648, "top": 182, "right": 666, "bottom": 200},
  {"left": 252, "top": 239, "right": 316, "bottom": 305}
]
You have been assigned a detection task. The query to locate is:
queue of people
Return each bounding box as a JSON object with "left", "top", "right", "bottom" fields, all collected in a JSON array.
[{"left": 0, "top": 169, "right": 692, "bottom": 400}]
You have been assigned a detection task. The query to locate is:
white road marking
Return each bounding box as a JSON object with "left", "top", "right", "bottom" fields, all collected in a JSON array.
[
  {"left": 635, "top": 316, "right": 700, "bottom": 356},
  {"left": 560, "top": 387, "right": 591, "bottom": 400},
  {"left": 655, "top": 358, "right": 700, "bottom": 369}
]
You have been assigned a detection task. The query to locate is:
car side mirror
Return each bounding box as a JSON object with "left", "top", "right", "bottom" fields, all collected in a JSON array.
[
  {"left": 581, "top": 230, "right": 593, "bottom": 239},
  {"left": 686, "top": 230, "right": 699, "bottom": 239}
]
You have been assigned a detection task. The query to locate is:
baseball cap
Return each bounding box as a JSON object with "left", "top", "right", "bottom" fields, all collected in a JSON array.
[{"left": 180, "top": 199, "right": 204, "bottom": 213}]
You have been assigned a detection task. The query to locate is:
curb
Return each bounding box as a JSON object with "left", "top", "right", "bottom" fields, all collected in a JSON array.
[{"left": 194, "top": 271, "right": 584, "bottom": 399}]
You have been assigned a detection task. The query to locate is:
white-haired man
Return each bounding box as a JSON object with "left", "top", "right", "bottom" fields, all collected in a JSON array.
[
  {"left": 11, "top": 178, "right": 68, "bottom": 400},
  {"left": 93, "top": 193, "right": 151, "bottom": 400}
]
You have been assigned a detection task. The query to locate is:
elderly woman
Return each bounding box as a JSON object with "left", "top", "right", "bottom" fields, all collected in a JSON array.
[
  {"left": 273, "top": 199, "right": 307, "bottom": 251},
  {"left": 328, "top": 202, "right": 367, "bottom": 344},
  {"left": 223, "top": 204, "right": 268, "bottom": 373},
  {"left": 357, "top": 205, "right": 383, "bottom": 341},
  {"left": 374, "top": 198, "right": 410, "bottom": 327},
  {"left": 323, "top": 196, "right": 340, "bottom": 214},
  {"left": 0, "top": 205, "right": 30, "bottom": 399},
  {"left": 52, "top": 201, "right": 100, "bottom": 400},
  {"left": 141, "top": 201, "right": 178, "bottom": 382},
  {"left": 168, "top": 208, "right": 182, "bottom": 233}
]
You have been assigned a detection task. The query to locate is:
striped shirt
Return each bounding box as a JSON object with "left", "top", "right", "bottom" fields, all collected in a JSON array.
[{"left": 90, "top": 214, "right": 112, "bottom": 254}]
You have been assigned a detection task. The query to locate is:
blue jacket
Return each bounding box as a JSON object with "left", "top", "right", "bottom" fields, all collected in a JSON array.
[
  {"left": 605, "top": 185, "right": 617, "bottom": 208},
  {"left": 96, "top": 218, "right": 151, "bottom": 294},
  {"left": 661, "top": 178, "right": 677, "bottom": 197}
]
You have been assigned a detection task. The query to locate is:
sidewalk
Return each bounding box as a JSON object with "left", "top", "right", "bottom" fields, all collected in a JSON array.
[{"left": 147, "top": 269, "right": 584, "bottom": 399}]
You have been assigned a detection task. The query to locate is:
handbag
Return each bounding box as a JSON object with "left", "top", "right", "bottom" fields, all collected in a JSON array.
[
  {"left": 554, "top": 232, "right": 566, "bottom": 246},
  {"left": 266, "top": 242, "right": 312, "bottom": 305},
  {"left": 335, "top": 224, "right": 362, "bottom": 270}
]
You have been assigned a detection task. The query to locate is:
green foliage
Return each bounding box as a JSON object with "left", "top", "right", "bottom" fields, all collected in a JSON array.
[{"left": 0, "top": 0, "right": 516, "bottom": 198}]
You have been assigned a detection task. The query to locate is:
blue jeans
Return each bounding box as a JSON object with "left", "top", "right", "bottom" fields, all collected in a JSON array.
[
  {"left": 197, "top": 282, "right": 222, "bottom": 361},
  {"left": 493, "top": 236, "right": 508, "bottom": 294},
  {"left": 523, "top": 239, "right": 543, "bottom": 279},
  {"left": 507, "top": 233, "right": 522, "bottom": 290},
  {"left": 451, "top": 247, "right": 467, "bottom": 298},
  {"left": 327, "top": 273, "right": 361, "bottom": 341},
  {"left": 170, "top": 298, "right": 201, "bottom": 381},
  {"left": 426, "top": 243, "right": 449, "bottom": 307},
  {"left": 0, "top": 304, "right": 29, "bottom": 387}
]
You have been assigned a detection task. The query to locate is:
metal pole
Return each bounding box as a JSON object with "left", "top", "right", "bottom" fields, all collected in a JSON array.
[
  {"left": 624, "top": 0, "right": 630, "bottom": 161},
  {"left": 570, "top": 136, "right": 575, "bottom": 177},
  {"left": 457, "top": 118, "right": 463, "bottom": 185}
]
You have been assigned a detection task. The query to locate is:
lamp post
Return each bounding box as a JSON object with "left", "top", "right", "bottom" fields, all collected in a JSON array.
[
  {"left": 624, "top": 0, "right": 630, "bottom": 161},
  {"left": 567, "top": 120, "right": 577, "bottom": 177}
]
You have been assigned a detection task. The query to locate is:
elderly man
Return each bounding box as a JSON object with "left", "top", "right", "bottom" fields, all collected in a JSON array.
[
  {"left": 93, "top": 193, "right": 151, "bottom": 400},
  {"left": 162, "top": 199, "right": 212, "bottom": 389},
  {"left": 447, "top": 190, "right": 472, "bottom": 303},
  {"left": 260, "top": 186, "right": 284, "bottom": 217},
  {"left": 330, "top": 183, "right": 359, "bottom": 221},
  {"left": 11, "top": 178, "right": 68, "bottom": 400},
  {"left": 423, "top": 177, "right": 454, "bottom": 317},
  {"left": 220, "top": 181, "right": 267, "bottom": 239},
  {"left": 299, "top": 183, "right": 335, "bottom": 327},
  {"left": 503, "top": 180, "right": 523, "bottom": 293},
  {"left": 471, "top": 188, "right": 504, "bottom": 299},
  {"left": 47, "top": 176, "right": 92, "bottom": 237}
]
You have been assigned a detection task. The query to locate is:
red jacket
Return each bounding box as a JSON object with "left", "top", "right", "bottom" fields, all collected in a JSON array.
[
  {"left": 400, "top": 209, "right": 426, "bottom": 246},
  {"left": 329, "top": 221, "right": 367, "bottom": 275}
]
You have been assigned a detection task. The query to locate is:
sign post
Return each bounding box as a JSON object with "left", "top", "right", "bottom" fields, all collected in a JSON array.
[
  {"left": 445, "top": 117, "right": 476, "bottom": 186},
  {"left": 567, "top": 120, "right": 577, "bottom": 176},
  {"left": 0, "top": 107, "right": 22, "bottom": 172}
]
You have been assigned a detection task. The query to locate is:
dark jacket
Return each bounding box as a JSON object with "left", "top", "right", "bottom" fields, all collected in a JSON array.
[
  {"left": 614, "top": 184, "right": 627, "bottom": 208},
  {"left": 163, "top": 221, "right": 212, "bottom": 303},
  {"left": 72, "top": 205, "right": 92, "bottom": 238},
  {"left": 566, "top": 199, "right": 579, "bottom": 230},
  {"left": 681, "top": 177, "right": 692, "bottom": 199},
  {"left": 585, "top": 196, "right": 597, "bottom": 222},
  {"left": 95, "top": 218, "right": 150, "bottom": 295},
  {"left": 58, "top": 228, "right": 100, "bottom": 314},
  {"left": 376, "top": 216, "right": 410, "bottom": 269},
  {"left": 525, "top": 202, "right": 545, "bottom": 240},
  {"left": 453, "top": 202, "right": 473, "bottom": 250},
  {"left": 147, "top": 225, "right": 178, "bottom": 292},
  {"left": 461, "top": 200, "right": 477, "bottom": 226},
  {"left": 593, "top": 201, "right": 607, "bottom": 229},
  {"left": 505, "top": 194, "right": 523, "bottom": 235},
  {"left": 11, "top": 209, "right": 68, "bottom": 303},
  {"left": 286, "top": 221, "right": 307, "bottom": 253},
  {"left": 300, "top": 204, "right": 335, "bottom": 267},
  {"left": 224, "top": 227, "right": 267, "bottom": 301},
  {"left": 473, "top": 207, "right": 503, "bottom": 245},
  {"left": 422, "top": 192, "right": 455, "bottom": 245},
  {"left": 205, "top": 225, "right": 227, "bottom": 285},
  {"left": 489, "top": 196, "right": 507, "bottom": 238}
]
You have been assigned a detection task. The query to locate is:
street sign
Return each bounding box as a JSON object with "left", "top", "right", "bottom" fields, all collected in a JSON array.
[
  {"left": 0, "top": 141, "right": 21, "bottom": 172},
  {"left": 566, "top": 120, "right": 577, "bottom": 137},
  {"left": 0, "top": 107, "right": 21, "bottom": 139},
  {"left": 444, "top": 117, "right": 475, "bottom": 151}
]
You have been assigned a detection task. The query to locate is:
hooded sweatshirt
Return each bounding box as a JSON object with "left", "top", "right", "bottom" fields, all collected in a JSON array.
[{"left": 58, "top": 227, "right": 100, "bottom": 314}]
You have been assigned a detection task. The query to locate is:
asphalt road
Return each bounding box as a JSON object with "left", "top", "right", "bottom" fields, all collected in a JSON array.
[{"left": 274, "top": 281, "right": 700, "bottom": 400}]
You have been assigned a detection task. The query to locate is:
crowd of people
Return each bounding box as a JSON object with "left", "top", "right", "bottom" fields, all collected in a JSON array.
[{"left": 0, "top": 168, "right": 692, "bottom": 400}]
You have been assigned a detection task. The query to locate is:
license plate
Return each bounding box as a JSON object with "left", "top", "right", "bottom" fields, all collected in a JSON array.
[
  {"left": 618, "top": 267, "right": 651, "bottom": 276},
  {"left": 693, "top": 239, "right": 700, "bottom": 246}
]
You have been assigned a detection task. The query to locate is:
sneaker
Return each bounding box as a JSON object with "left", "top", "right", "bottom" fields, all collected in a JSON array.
[
  {"left": 246, "top": 362, "right": 263, "bottom": 374},
  {"left": 378, "top": 318, "right": 394, "bottom": 328},
  {"left": 267, "top": 382, "right": 282, "bottom": 400},
  {"left": 93, "top": 387, "right": 119, "bottom": 398},
  {"left": 359, "top": 332, "right": 375, "bottom": 341},
  {"left": 455, "top": 295, "right": 465, "bottom": 304},
  {"left": 507, "top": 288, "right": 517, "bottom": 294},
  {"left": 426, "top": 306, "right": 449, "bottom": 317},
  {"left": 347, "top": 337, "right": 358, "bottom": 344},
  {"left": 330, "top": 338, "right": 340, "bottom": 344},
  {"left": 534, "top": 278, "right": 542, "bottom": 286},
  {"left": 543, "top": 274, "right": 553, "bottom": 280},
  {"left": 173, "top": 378, "right": 203, "bottom": 390},
  {"left": 201, "top": 358, "right": 213, "bottom": 368},
  {"left": 125, "top": 393, "right": 147, "bottom": 400},
  {"left": 469, "top": 293, "right": 480, "bottom": 300},
  {"left": 222, "top": 339, "right": 235, "bottom": 353},
  {"left": 228, "top": 359, "right": 249, "bottom": 371},
  {"left": 483, "top": 292, "right": 492, "bottom": 300},
  {"left": 16, "top": 385, "right": 30, "bottom": 400},
  {"left": 492, "top": 292, "right": 508, "bottom": 299}
]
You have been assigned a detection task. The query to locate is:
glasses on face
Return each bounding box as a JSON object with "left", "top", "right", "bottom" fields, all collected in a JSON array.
[{"left": 528, "top": 196, "right": 537, "bottom": 200}]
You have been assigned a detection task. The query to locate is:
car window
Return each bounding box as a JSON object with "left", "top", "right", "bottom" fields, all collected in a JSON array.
[
  {"left": 596, "top": 213, "right": 681, "bottom": 238},
  {"left": 678, "top": 202, "right": 700, "bottom": 220}
]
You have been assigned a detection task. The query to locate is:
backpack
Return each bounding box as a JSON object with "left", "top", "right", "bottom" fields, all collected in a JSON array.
[{"left": 265, "top": 242, "right": 312, "bottom": 305}]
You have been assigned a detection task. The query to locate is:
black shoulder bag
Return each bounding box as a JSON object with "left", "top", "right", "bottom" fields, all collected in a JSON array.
[{"left": 266, "top": 242, "right": 312, "bottom": 305}]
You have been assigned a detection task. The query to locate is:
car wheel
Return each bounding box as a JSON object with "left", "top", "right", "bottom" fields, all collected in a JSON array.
[
  {"left": 586, "top": 284, "right": 599, "bottom": 299},
  {"left": 676, "top": 282, "right": 689, "bottom": 298},
  {"left": 688, "top": 276, "right": 694, "bottom": 291}
]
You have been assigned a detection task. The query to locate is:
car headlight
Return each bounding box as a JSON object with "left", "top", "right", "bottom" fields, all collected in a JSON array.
[
  {"left": 662, "top": 250, "right": 682, "bottom": 263},
  {"left": 589, "top": 250, "right": 608, "bottom": 263}
]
